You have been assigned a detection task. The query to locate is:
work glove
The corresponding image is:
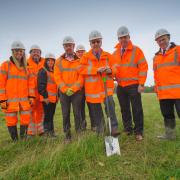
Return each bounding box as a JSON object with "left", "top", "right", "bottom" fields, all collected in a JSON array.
[
  {"left": 29, "top": 97, "right": 35, "bottom": 107},
  {"left": 138, "top": 84, "right": 145, "bottom": 93},
  {"left": 66, "top": 88, "right": 74, "bottom": 96},
  {"left": 0, "top": 101, "right": 7, "bottom": 109},
  {"left": 43, "top": 98, "right": 49, "bottom": 105}
]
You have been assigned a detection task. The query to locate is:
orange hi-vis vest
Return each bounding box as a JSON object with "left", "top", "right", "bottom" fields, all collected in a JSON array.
[
  {"left": 0, "top": 59, "right": 35, "bottom": 112},
  {"left": 40, "top": 67, "right": 58, "bottom": 103},
  {"left": 80, "top": 49, "right": 117, "bottom": 103},
  {"left": 54, "top": 54, "right": 84, "bottom": 93},
  {"left": 153, "top": 44, "right": 180, "bottom": 99},
  {"left": 27, "top": 57, "right": 45, "bottom": 99},
  {"left": 113, "top": 40, "right": 148, "bottom": 87}
]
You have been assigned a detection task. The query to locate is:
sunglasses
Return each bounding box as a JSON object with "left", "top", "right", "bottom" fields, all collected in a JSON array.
[{"left": 91, "top": 40, "right": 101, "bottom": 44}]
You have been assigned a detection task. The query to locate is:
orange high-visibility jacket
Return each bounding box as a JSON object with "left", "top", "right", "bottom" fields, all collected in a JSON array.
[
  {"left": 39, "top": 67, "right": 58, "bottom": 103},
  {"left": 113, "top": 40, "right": 148, "bottom": 87},
  {"left": 54, "top": 54, "right": 84, "bottom": 93},
  {"left": 27, "top": 57, "right": 45, "bottom": 100},
  {"left": 153, "top": 44, "right": 180, "bottom": 99},
  {"left": 0, "top": 58, "right": 35, "bottom": 112},
  {"left": 79, "top": 49, "right": 117, "bottom": 103}
]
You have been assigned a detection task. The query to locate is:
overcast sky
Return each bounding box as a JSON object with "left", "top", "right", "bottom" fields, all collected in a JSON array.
[{"left": 0, "top": 0, "right": 179, "bottom": 85}]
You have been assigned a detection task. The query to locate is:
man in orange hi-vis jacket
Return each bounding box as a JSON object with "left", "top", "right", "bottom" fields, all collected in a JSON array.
[
  {"left": 113, "top": 26, "right": 148, "bottom": 141},
  {"left": 27, "top": 45, "right": 45, "bottom": 136},
  {"left": 153, "top": 28, "right": 180, "bottom": 140},
  {"left": 0, "top": 41, "right": 35, "bottom": 141},
  {"left": 79, "top": 30, "right": 120, "bottom": 137},
  {"left": 54, "top": 36, "right": 84, "bottom": 143}
]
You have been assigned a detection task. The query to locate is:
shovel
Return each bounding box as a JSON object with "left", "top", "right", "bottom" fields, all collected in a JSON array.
[{"left": 102, "top": 76, "right": 121, "bottom": 157}]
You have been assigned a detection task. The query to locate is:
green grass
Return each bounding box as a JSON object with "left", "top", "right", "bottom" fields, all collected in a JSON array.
[{"left": 0, "top": 94, "right": 179, "bottom": 180}]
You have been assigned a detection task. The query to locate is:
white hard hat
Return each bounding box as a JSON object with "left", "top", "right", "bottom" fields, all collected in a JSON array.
[
  {"left": 45, "top": 53, "right": 55, "bottom": 59},
  {"left": 117, "top": 26, "right": 130, "bottom": 38},
  {"left": 155, "top": 28, "right": 170, "bottom": 40},
  {"left": 63, "top": 36, "right": 75, "bottom": 45},
  {"left": 30, "top": 44, "right": 41, "bottom": 52},
  {"left": 11, "top": 41, "right": 25, "bottom": 50},
  {"left": 89, "top": 30, "right": 102, "bottom": 41},
  {"left": 76, "top": 44, "right": 86, "bottom": 52}
]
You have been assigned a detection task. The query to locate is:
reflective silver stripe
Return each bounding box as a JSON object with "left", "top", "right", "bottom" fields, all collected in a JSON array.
[
  {"left": 6, "top": 112, "right": 17, "bottom": 117},
  {"left": 0, "top": 89, "right": 5, "bottom": 94},
  {"left": 59, "top": 60, "right": 80, "bottom": 72},
  {"left": 119, "top": 47, "right": 137, "bottom": 67},
  {"left": 7, "top": 97, "right": 28, "bottom": 103},
  {"left": 0, "top": 70, "right": 7, "bottom": 75},
  {"left": 66, "top": 82, "right": 81, "bottom": 87},
  {"left": 157, "top": 84, "right": 180, "bottom": 90},
  {"left": 28, "top": 73, "right": 35, "bottom": 78},
  {"left": 85, "top": 93, "right": 101, "bottom": 98},
  {"left": 139, "top": 72, "right": 147, "bottom": 76},
  {"left": 8, "top": 75, "right": 27, "bottom": 80},
  {"left": 112, "top": 64, "right": 118, "bottom": 68},
  {"left": 88, "top": 60, "right": 93, "bottom": 75},
  {"left": 100, "top": 88, "right": 114, "bottom": 95},
  {"left": 105, "top": 58, "right": 108, "bottom": 66},
  {"left": 118, "top": 77, "right": 138, "bottom": 81},
  {"left": 138, "top": 58, "right": 146, "bottom": 65},
  {"left": 156, "top": 49, "right": 179, "bottom": 69},
  {"left": 106, "top": 76, "right": 113, "bottom": 80},
  {"left": 48, "top": 92, "right": 57, "bottom": 96},
  {"left": 29, "top": 89, "right": 35, "bottom": 93},
  {"left": 48, "top": 78, "right": 55, "bottom": 84},
  {"left": 58, "top": 83, "right": 66, "bottom": 89},
  {"left": 20, "top": 110, "right": 31, "bottom": 115},
  {"left": 85, "top": 77, "right": 98, "bottom": 83}
]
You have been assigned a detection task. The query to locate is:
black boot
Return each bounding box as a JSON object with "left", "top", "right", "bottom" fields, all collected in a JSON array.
[
  {"left": 8, "top": 126, "right": 18, "bottom": 141},
  {"left": 20, "top": 125, "right": 28, "bottom": 139}
]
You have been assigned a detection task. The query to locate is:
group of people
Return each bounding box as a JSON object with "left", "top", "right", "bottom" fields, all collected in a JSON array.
[{"left": 0, "top": 26, "right": 179, "bottom": 143}]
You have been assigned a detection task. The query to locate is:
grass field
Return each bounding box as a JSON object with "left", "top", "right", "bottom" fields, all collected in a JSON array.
[{"left": 0, "top": 93, "right": 179, "bottom": 180}]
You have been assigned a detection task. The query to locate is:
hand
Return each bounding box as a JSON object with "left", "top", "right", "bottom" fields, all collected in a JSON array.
[
  {"left": 29, "top": 98, "right": 35, "bottom": 106},
  {"left": 138, "top": 85, "right": 145, "bottom": 93},
  {"left": 0, "top": 101, "right": 7, "bottom": 109},
  {"left": 66, "top": 88, "right": 74, "bottom": 96},
  {"left": 104, "top": 67, "right": 112, "bottom": 74},
  {"left": 97, "top": 67, "right": 106, "bottom": 73},
  {"left": 43, "top": 98, "right": 49, "bottom": 105}
]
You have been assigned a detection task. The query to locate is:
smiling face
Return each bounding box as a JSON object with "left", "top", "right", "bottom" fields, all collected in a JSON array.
[
  {"left": 90, "top": 38, "right": 102, "bottom": 52},
  {"left": 47, "top": 58, "right": 55, "bottom": 69},
  {"left": 76, "top": 50, "right": 85, "bottom": 58},
  {"left": 156, "top": 35, "right": 170, "bottom": 50},
  {"left": 30, "top": 49, "right": 41, "bottom": 62},
  {"left": 12, "top": 49, "right": 25, "bottom": 61},
  {"left": 63, "top": 43, "right": 75, "bottom": 55},
  {"left": 118, "top": 35, "right": 130, "bottom": 48}
]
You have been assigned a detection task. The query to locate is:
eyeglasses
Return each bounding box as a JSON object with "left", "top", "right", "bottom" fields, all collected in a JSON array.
[{"left": 91, "top": 40, "right": 101, "bottom": 44}]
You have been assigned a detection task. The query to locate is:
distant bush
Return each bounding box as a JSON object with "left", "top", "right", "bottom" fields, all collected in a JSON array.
[{"left": 144, "top": 86, "right": 154, "bottom": 93}]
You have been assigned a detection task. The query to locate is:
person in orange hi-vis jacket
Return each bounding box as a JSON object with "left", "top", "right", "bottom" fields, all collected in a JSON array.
[
  {"left": 79, "top": 30, "right": 120, "bottom": 137},
  {"left": 0, "top": 41, "right": 35, "bottom": 141},
  {"left": 38, "top": 53, "right": 58, "bottom": 138},
  {"left": 113, "top": 26, "right": 148, "bottom": 141},
  {"left": 153, "top": 28, "right": 180, "bottom": 140},
  {"left": 27, "top": 44, "right": 45, "bottom": 136},
  {"left": 54, "top": 36, "right": 84, "bottom": 143}
]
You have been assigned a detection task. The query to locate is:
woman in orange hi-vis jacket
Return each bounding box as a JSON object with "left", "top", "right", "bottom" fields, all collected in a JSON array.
[
  {"left": 79, "top": 30, "right": 120, "bottom": 137},
  {"left": 27, "top": 45, "right": 45, "bottom": 136},
  {"left": 54, "top": 36, "right": 84, "bottom": 143},
  {"left": 153, "top": 28, "right": 180, "bottom": 140},
  {"left": 113, "top": 26, "right": 148, "bottom": 141},
  {"left": 0, "top": 41, "right": 35, "bottom": 141},
  {"left": 38, "top": 53, "right": 58, "bottom": 137}
]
